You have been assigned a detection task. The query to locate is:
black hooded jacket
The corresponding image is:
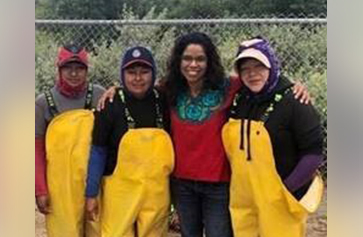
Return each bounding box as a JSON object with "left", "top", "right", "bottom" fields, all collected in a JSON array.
[{"left": 229, "top": 76, "right": 323, "bottom": 198}]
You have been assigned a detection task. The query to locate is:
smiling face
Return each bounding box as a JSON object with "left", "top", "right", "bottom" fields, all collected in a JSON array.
[
  {"left": 59, "top": 61, "right": 88, "bottom": 87},
  {"left": 180, "top": 43, "right": 207, "bottom": 89},
  {"left": 238, "top": 58, "right": 270, "bottom": 93},
  {"left": 123, "top": 63, "right": 153, "bottom": 99}
]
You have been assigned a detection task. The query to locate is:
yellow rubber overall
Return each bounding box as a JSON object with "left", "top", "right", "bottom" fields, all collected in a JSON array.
[
  {"left": 222, "top": 119, "right": 323, "bottom": 237},
  {"left": 45, "top": 109, "right": 100, "bottom": 237},
  {"left": 101, "top": 128, "right": 174, "bottom": 237}
]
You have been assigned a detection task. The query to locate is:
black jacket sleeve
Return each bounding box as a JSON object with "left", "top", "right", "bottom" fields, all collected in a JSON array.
[{"left": 291, "top": 100, "right": 323, "bottom": 156}]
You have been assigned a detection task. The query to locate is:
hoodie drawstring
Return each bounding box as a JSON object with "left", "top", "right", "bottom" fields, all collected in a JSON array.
[
  {"left": 239, "top": 102, "right": 257, "bottom": 161},
  {"left": 246, "top": 118, "right": 252, "bottom": 161},
  {"left": 239, "top": 118, "right": 245, "bottom": 150}
]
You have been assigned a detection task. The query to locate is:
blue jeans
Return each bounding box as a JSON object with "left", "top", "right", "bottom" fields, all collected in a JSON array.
[{"left": 171, "top": 178, "right": 233, "bottom": 237}]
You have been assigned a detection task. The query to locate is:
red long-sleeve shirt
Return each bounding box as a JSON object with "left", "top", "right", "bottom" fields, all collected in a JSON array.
[
  {"left": 171, "top": 77, "right": 241, "bottom": 182},
  {"left": 35, "top": 137, "right": 48, "bottom": 196}
]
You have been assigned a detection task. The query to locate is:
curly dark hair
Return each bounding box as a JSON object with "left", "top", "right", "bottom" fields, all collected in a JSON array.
[{"left": 164, "top": 32, "right": 226, "bottom": 106}]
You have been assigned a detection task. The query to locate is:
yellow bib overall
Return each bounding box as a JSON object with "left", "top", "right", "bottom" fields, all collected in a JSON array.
[
  {"left": 101, "top": 128, "right": 174, "bottom": 237},
  {"left": 100, "top": 89, "right": 174, "bottom": 237},
  {"left": 46, "top": 109, "right": 100, "bottom": 237},
  {"left": 222, "top": 118, "right": 323, "bottom": 237}
]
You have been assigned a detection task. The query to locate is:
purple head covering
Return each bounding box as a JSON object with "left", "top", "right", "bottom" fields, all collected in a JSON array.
[{"left": 234, "top": 37, "right": 280, "bottom": 96}]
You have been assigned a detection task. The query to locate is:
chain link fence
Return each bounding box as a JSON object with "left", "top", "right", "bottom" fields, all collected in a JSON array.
[{"left": 35, "top": 18, "right": 327, "bottom": 178}]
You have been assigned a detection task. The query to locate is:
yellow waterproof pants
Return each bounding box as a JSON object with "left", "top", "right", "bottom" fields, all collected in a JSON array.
[
  {"left": 46, "top": 109, "right": 100, "bottom": 237},
  {"left": 101, "top": 128, "right": 174, "bottom": 237},
  {"left": 222, "top": 119, "right": 323, "bottom": 237}
]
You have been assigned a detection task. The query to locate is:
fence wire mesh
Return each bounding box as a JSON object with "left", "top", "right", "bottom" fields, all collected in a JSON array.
[{"left": 35, "top": 18, "right": 327, "bottom": 178}]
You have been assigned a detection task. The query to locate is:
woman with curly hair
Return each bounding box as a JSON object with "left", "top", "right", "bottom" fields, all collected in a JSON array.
[{"left": 165, "top": 32, "right": 235, "bottom": 237}]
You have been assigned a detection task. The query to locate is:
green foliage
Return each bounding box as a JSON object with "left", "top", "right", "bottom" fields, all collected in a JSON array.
[
  {"left": 36, "top": 0, "right": 327, "bottom": 19},
  {"left": 35, "top": 32, "right": 59, "bottom": 95},
  {"left": 87, "top": 7, "right": 176, "bottom": 85},
  {"left": 36, "top": 9, "right": 327, "bottom": 132}
]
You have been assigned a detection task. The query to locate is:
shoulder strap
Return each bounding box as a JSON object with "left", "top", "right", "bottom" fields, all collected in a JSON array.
[
  {"left": 118, "top": 89, "right": 136, "bottom": 129},
  {"left": 153, "top": 89, "right": 164, "bottom": 129},
  {"left": 229, "top": 91, "right": 242, "bottom": 118},
  {"left": 44, "top": 88, "right": 59, "bottom": 117},
  {"left": 84, "top": 82, "right": 93, "bottom": 110},
  {"left": 260, "top": 87, "right": 292, "bottom": 123},
  {"left": 118, "top": 89, "right": 164, "bottom": 129}
]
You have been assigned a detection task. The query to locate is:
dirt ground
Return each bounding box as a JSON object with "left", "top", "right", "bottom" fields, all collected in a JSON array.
[{"left": 36, "top": 191, "right": 327, "bottom": 237}]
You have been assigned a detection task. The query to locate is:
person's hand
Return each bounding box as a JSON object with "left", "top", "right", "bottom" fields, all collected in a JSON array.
[
  {"left": 36, "top": 195, "right": 51, "bottom": 215},
  {"left": 169, "top": 210, "right": 181, "bottom": 232},
  {"left": 292, "top": 81, "right": 311, "bottom": 104},
  {"left": 97, "top": 86, "right": 117, "bottom": 111},
  {"left": 85, "top": 197, "right": 99, "bottom": 221}
]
